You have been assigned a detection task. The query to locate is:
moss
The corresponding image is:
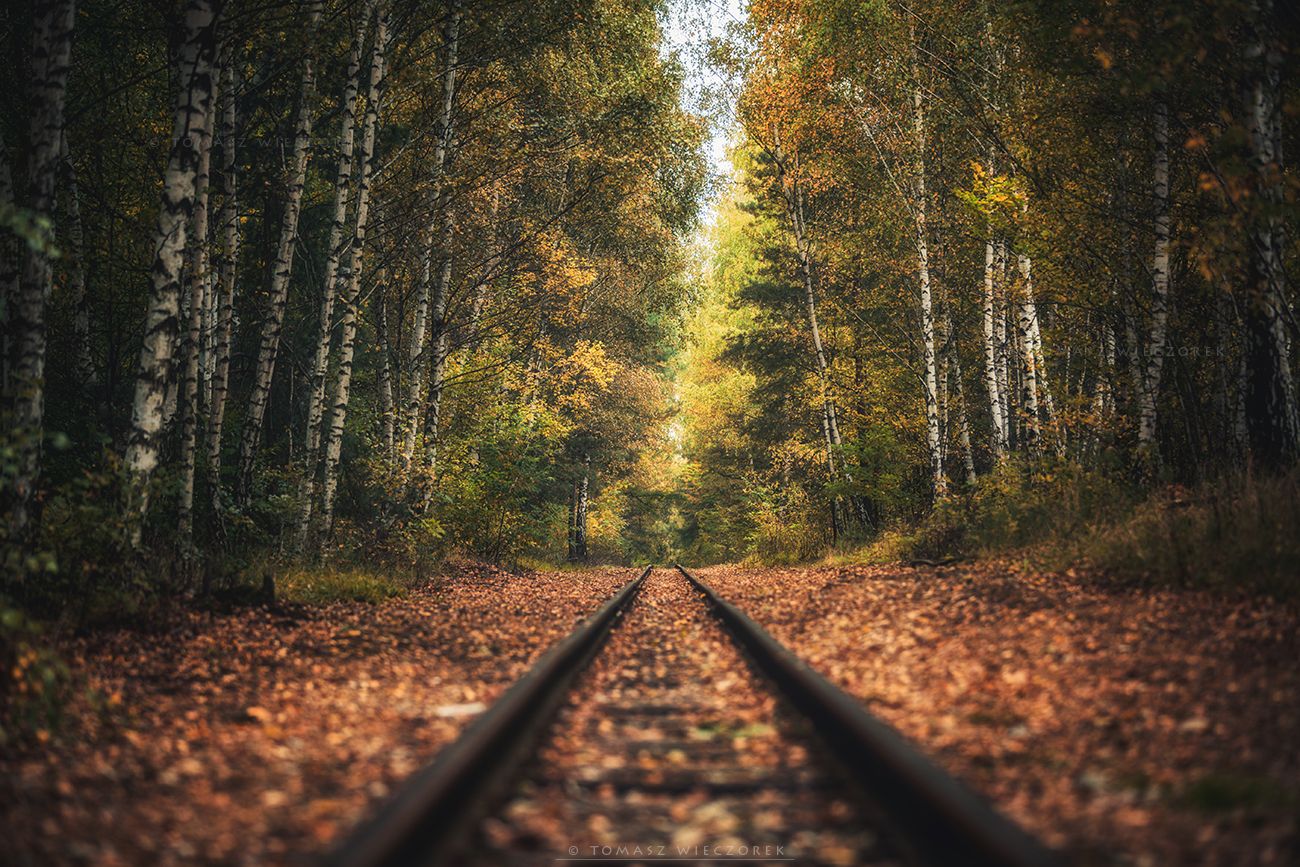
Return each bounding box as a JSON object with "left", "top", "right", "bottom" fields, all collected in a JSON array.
[
  {"left": 275, "top": 567, "right": 407, "bottom": 605},
  {"left": 1175, "top": 773, "right": 1297, "bottom": 813}
]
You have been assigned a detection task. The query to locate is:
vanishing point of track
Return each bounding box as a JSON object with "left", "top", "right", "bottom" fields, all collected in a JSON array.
[{"left": 328, "top": 566, "right": 1059, "bottom": 867}]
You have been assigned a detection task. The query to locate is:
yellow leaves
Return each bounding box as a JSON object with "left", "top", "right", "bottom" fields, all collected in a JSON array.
[{"left": 1093, "top": 48, "right": 1114, "bottom": 70}]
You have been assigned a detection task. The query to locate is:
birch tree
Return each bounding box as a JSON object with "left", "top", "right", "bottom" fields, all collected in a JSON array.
[
  {"left": 294, "top": 2, "right": 373, "bottom": 550},
  {"left": 178, "top": 74, "right": 219, "bottom": 543},
  {"left": 60, "top": 134, "right": 94, "bottom": 386},
  {"left": 319, "top": 6, "right": 388, "bottom": 542},
  {"left": 400, "top": 1, "right": 460, "bottom": 473},
  {"left": 7, "top": 0, "right": 75, "bottom": 536},
  {"left": 1240, "top": 0, "right": 1298, "bottom": 464},
  {"left": 124, "top": 0, "right": 220, "bottom": 537},
  {"left": 1137, "top": 98, "right": 1171, "bottom": 472},
  {"left": 235, "top": 1, "right": 322, "bottom": 502},
  {"left": 910, "top": 44, "right": 945, "bottom": 499},
  {"left": 205, "top": 56, "right": 238, "bottom": 509}
]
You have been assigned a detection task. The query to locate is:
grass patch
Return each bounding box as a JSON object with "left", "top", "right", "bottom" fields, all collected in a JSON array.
[
  {"left": 833, "top": 463, "right": 1300, "bottom": 598},
  {"left": 1174, "top": 772, "right": 1297, "bottom": 813},
  {"left": 275, "top": 566, "right": 408, "bottom": 605},
  {"left": 1076, "top": 469, "right": 1300, "bottom": 598}
]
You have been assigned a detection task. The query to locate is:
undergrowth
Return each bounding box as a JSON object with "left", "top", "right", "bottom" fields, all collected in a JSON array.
[
  {"left": 273, "top": 566, "right": 409, "bottom": 605},
  {"left": 830, "top": 463, "right": 1300, "bottom": 599}
]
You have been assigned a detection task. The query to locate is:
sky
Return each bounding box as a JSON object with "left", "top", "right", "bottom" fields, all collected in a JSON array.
[{"left": 660, "top": 0, "right": 747, "bottom": 197}]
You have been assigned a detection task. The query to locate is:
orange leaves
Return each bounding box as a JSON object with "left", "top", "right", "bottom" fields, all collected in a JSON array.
[
  {"left": 703, "top": 561, "right": 1300, "bottom": 865},
  {"left": 0, "top": 562, "right": 632, "bottom": 866}
]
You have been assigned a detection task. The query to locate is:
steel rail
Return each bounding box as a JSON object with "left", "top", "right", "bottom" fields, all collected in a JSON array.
[
  {"left": 327, "top": 566, "right": 651, "bottom": 867},
  {"left": 676, "top": 563, "right": 1061, "bottom": 867}
]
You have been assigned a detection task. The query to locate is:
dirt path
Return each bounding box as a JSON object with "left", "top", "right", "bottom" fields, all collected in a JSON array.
[
  {"left": 1, "top": 563, "right": 631, "bottom": 867},
  {"left": 701, "top": 561, "right": 1300, "bottom": 866}
]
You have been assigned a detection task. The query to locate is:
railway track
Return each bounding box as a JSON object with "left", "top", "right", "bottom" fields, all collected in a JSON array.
[{"left": 329, "top": 566, "right": 1058, "bottom": 867}]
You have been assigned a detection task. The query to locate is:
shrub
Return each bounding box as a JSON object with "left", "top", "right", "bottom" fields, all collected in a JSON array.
[
  {"left": 0, "top": 601, "right": 71, "bottom": 747},
  {"left": 1079, "top": 468, "right": 1300, "bottom": 598}
]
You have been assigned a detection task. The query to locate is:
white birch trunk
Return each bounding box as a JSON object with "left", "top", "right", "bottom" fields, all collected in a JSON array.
[
  {"left": 235, "top": 2, "right": 322, "bottom": 502},
  {"left": 1137, "top": 99, "right": 1171, "bottom": 471},
  {"left": 994, "top": 241, "right": 1012, "bottom": 449},
  {"left": 205, "top": 57, "right": 239, "bottom": 507},
  {"left": 982, "top": 239, "right": 1007, "bottom": 459},
  {"left": 59, "top": 133, "right": 94, "bottom": 385},
  {"left": 8, "top": 0, "right": 75, "bottom": 535},
  {"left": 1015, "top": 253, "right": 1041, "bottom": 448},
  {"left": 178, "top": 78, "right": 219, "bottom": 541},
  {"left": 787, "top": 160, "right": 852, "bottom": 519},
  {"left": 294, "top": 3, "right": 372, "bottom": 550},
  {"left": 400, "top": 3, "right": 460, "bottom": 471},
  {"left": 319, "top": 7, "right": 387, "bottom": 541},
  {"left": 911, "top": 71, "right": 945, "bottom": 499},
  {"left": 1241, "top": 0, "right": 1299, "bottom": 462},
  {"left": 376, "top": 285, "right": 395, "bottom": 450},
  {"left": 125, "top": 0, "right": 217, "bottom": 536}
]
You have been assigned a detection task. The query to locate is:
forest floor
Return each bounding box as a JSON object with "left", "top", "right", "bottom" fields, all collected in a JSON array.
[
  {"left": 702, "top": 562, "right": 1300, "bottom": 867},
  {"left": 0, "top": 561, "right": 631, "bottom": 867},
  {"left": 4, "top": 560, "right": 1296, "bottom": 866}
]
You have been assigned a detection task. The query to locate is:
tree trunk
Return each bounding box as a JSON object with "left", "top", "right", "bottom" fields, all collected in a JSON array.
[
  {"left": 994, "top": 241, "right": 1012, "bottom": 450},
  {"left": 7, "top": 0, "right": 75, "bottom": 537},
  {"left": 294, "top": 2, "right": 372, "bottom": 550},
  {"left": 400, "top": 1, "right": 460, "bottom": 471},
  {"left": 568, "top": 455, "right": 590, "bottom": 562},
  {"left": 945, "top": 314, "right": 978, "bottom": 485},
  {"left": 319, "top": 7, "right": 387, "bottom": 541},
  {"left": 982, "top": 239, "right": 1007, "bottom": 459},
  {"left": 1241, "top": 0, "right": 1298, "bottom": 464},
  {"left": 772, "top": 139, "right": 857, "bottom": 527},
  {"left": 910, "top": 69, "right": 945, "bottom": 500},
  {"left": 178, "top": 74, "right": 219, "bottom": 543},
  {"left": 1137, "top": 98, "right": 1171, "bottom": 473},
  {"left": 0, "top": 129, "right": 18, "bottom": 402},
  {"left": 60, "top": 133, "right": 94, "bottom": 386},
  {"left": 376, "top": 285, "right": 395, "bottom": 450},
  {"left": 205, "top": 55, "right": 238, "bottom": 511},
  {"left": 124, "top": 0, "right": 218, "bottom": 539},
  {"left": 1015, "top": 253, "right": 1041, "bottom": 448},
  {"left": 236, "top": 2, "right": 322, "bottom": 503}
]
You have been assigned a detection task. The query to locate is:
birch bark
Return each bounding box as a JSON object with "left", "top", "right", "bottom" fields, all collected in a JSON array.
[
  {"left": 1241, "top": 0, "right": 1299, "bottom": 463},
  {"left": 59, "top": 134, "right": 94, "bottom": 386},
  {"left": 319, "top": 7, "right": 387, "bottom": 540},
  {"left": 982, "top": 240, "right": 1007, "bottom": 458},
  {"left": 8, "top": 0, "right": 75, "bottom": 535},
  {"left": 124, "top": 0, "right": 218, "bottom": 536},
  {"left": 376, "top": 286, "right": 395, "bottom": 450},
  {"left": 205, "top": 57, "right": 238, "bottom": 506},
  {"left": 1137, "top": 99, "right": 1171, "bottom": 471},
  {"left": 400, "top": 2, "right": 461, "bottom": 471},
  {"left": 910, "top": 63, "right": 945, "bottom": 499},
  {"left": 235, "top": 2, "right": 322, "bottom": 502},
  {"left": 294, "top": 3, "right": 372, "bottom": 549},
  {"left": 178, "top": 78, "right": 219, "bottom": 541},
  {"left": 1015, "top": 253, "right": 1041, "bottom": 448}
]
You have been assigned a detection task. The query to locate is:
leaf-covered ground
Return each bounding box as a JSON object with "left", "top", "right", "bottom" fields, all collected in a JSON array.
[
  {"left": 470, "top": 568, "right": 890, "bottom": 865},
  {"left": 0, "top": 562, "right": 631, "bottom": 866},
  {"left": 701, "top": 563, "right": 1300, "bottom": 866}
]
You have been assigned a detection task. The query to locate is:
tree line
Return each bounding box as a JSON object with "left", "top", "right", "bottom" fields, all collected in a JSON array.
[
  {"left": 1, "top": 0, "right": 704, "bottom": 609},
  {"left": 679, "top": 0, "right": 1297, "bottom": 560}
]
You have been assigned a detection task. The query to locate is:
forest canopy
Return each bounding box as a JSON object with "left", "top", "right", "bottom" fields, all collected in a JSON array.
[{"left": 2, "top": 0, "right": 1299, "bottom": 609}]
